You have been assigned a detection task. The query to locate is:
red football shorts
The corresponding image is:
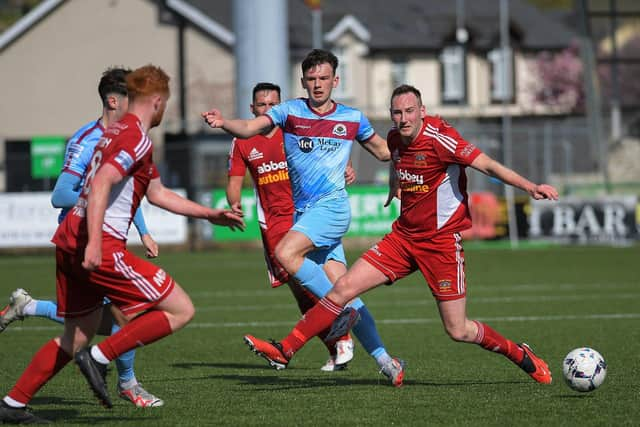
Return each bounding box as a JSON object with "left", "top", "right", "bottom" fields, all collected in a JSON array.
[
  {"left": 55, "top": 245, "right": 175, "bottom": 318},
  {"left": 362, "top": 231, "right": 466, "bottom": 301},
  {"left": 260, "top": 215, "right": 292, "bottom": 288}
]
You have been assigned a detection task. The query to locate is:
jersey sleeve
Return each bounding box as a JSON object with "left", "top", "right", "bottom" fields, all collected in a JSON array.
[
  {"left": 150, "top": 164, "right": 160, "bottom": 179},
  {"left": 63, "top": 130, "right": 101, "bottom": 177},
  {"left": 429, "top": 120, "right": 482, "bottom": 166},
  {"left": 228, "top": 138, "right": 247, "bottom": 177},
  {"left": 104, "top": 128, "right": 151, "bottom": 176},
  {"left": 265, "top": 102, "right": 288, "bottom": 128},
  {"left": 356, "top": 112, "right": 375, "bottom": 143}
]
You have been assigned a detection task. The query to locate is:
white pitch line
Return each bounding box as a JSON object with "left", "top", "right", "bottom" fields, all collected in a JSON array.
[
  {"left": 3, "top": 313, "right": 640, "bottom": 332},
  {"left": 193, "top": 292, "right": 640, "bottom": 312},
  {"left": 185, "top": 282, "right": 638, "bottom": 298}
]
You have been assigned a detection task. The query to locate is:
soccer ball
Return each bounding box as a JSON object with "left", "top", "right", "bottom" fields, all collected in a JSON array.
[{"left": 562, "top": 347, "right": 607, "bottom": 392}]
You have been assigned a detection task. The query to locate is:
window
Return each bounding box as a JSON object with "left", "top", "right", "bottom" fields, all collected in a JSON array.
[
  {"left": 488, "top": 47, "right": 514, "bottom": 102},
  {"left": 333, "top": 46, "right": 352, "bottom": 99},
  {"left": 391, "top": 57, "right": 407, "bottom": 89},
  {"left": 440, "top": 45, "right": 467, "bottom": 104}
]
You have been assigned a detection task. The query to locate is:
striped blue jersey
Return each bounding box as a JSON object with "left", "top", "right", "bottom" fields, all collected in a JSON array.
[
  {"left": 266, "top": 98, "right": 374, "bottom": 209},
  {"left": 58, "top": 119, "right": 104, "bottom": 221}
]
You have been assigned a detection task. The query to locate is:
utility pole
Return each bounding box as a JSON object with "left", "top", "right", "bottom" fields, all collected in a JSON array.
[
  {"left": 305, "top": 0, "right": 323, "bottom": 48},
  {"left": 500, "top": 0, "right": 518, "bottom": 248},
  {"left": 233, "top": 0, "right": 289, "bottom": 119}
]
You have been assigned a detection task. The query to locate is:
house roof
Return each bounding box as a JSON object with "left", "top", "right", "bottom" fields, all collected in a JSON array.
[
  {"left": 286, "top": 0, "right": 576, "bottom": 53},
  {"left": 0, "top": 0, "right": 575, "bottom": 54},
  {"left": 187, "top": 0, "right": 575, "bottom": 54}
]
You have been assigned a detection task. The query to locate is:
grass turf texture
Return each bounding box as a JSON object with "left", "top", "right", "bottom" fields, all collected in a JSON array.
[{"left": 0, "top": 245, "right": 638, "bottom": 426}]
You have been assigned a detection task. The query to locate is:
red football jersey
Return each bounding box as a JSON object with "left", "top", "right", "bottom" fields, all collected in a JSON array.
[
  {"left": 52, "top": 113, "right": 159, "bottom": 252},
  {"left": 387, "top": 115, "right": 482, "bottom": 240},
  {"left": 228, "top": 128, "right": 294, "bottom": 227}
]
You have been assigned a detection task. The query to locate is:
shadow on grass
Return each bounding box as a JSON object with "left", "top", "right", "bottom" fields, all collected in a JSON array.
[
  {"left": 171, "top": 361, "right": 268, "bottom": 370},
  {"left": 29, "top": 396, "right": 160, "bottom": 424},
  {"left": 166, "top": 363, "right": 528, "bottom": 390},
  {"left": 554, "top": 394, "right": 596, "bottom": 399},
  {"left": 206, "top": 374, "right": 529, "bottom": 391}
]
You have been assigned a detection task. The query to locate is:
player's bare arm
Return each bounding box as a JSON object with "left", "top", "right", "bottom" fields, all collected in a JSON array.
[
  {"left": 201, "top": 109, "right": 273, "bottom": 139},
  {"left": 226, "top": 175, "right": 245, "bottom": 216},
  {"left": 470, "top": 153, "right": 559, "bottom": 200},
  {"left": 146, "top": 178, "right": 245, "bottom": 231},
  {"left": 84, "top": 163, "right": 124, "bottom": 271},
  {"left": 384, "top": 163, "right": 400, "bottom": 207},
  {"left": 360, "top": 133, "right": 391, "bottom": 161}
]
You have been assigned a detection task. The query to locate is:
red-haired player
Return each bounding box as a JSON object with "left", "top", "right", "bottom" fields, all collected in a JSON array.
[{"left": 0, "top": 65, "right": 244, "bottom": 424}]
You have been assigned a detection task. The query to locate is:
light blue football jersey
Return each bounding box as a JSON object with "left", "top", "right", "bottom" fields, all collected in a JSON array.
[
  {"left": 57, "top": 119, "right": 104, "bottom": 222},
  {"left": 266, "top": 98, "right": 374, "bottom": 209}
]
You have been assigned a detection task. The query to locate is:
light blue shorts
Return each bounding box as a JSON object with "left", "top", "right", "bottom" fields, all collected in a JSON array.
[{"left": 292, "top": 196, "right": 350, "bottom": 265}]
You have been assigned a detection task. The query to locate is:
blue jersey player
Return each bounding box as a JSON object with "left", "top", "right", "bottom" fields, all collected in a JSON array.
[
  {"left": 0, "top": 68, "right": 164, "bottom": 407},
  {"left": 203, "top": 49, "right": 404, "bottom": 384}
]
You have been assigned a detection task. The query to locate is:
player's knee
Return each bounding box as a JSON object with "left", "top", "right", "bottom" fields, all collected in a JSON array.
[
  {"left": 275, "top": 242, "right": 297, "bottom": 271},
  {"left": 443, "top": 324, "right": 471, "bottom": 342},
  {"left": 274, "top": 242, "right": 288, "bottom": 262},
  {"left": 177, "top": 300, "right": 195, "bottom": 327},
  {"left": 330, "top": 276, "right": 354, "bottom": 305}
]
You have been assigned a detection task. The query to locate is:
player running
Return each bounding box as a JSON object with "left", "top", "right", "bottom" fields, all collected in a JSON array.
[
  {"left": 227, "top": 82, "right": 354, "bottom": 371},
  {"left": 204, "top": 49, "right": 403, "bottom": 384},
  {"left": 0, "top": 67, "right": 163, "bottom": 408},
  {"left": 241, "top": 84, "right": 558, "bottom": 387},
  {"left": 0, "top": 65, "right": 244, "bottom": 424}
]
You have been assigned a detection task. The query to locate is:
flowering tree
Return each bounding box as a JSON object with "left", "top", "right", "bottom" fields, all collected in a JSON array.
[
  {"left": 598, "top": 33, "right": 640, "bottom": 108},
  {"left": 533, "top": 42, "right": 584, "bottom": 111}
]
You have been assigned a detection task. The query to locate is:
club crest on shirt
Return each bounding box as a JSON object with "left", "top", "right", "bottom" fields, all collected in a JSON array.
[
  {"left": 438, "top": 280, "right": 452, "bottom": 292},
  {"left": 414, "top": 152, "right": 427, "bottom": 167},
  {"left": 332, "top": 123, "right": 347, "bottom": 137}
]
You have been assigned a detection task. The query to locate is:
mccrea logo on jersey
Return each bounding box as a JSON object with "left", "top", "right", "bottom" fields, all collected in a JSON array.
[
  {"left": 298, "top": 137, "right": 314, "bottom": 153},
  {"left": 332, "top": 123, "right": 347, "bottom": 137},
  {"left": 115, "top": 150, "right": 134, "bottom": 172}
]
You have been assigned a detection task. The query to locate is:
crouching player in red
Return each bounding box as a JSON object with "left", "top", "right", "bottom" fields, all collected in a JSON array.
[
  {"left": 0, "top": 65, "right": 244, "bottom": 424},
  {"left": 244, "top": 84, "right": 558, "bottom": 387},
  {"left": 227, "top": 82, "right": 354, "bottom": 371}
]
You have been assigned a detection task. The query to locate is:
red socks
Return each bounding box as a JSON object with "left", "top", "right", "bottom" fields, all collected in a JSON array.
[
  {"left": 473, "top": 320, "right": 524, "bottom": 365},
  {"left": 280, "top": 297, "right": 343, "bottom": 357},
  {"left": 8, "top": 339, "right": 72, "bottom": 405},
  {"left": 97, "top": 310, "right": 172, "bottom": 361}
]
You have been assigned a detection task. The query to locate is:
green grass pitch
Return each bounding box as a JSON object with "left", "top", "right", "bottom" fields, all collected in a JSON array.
[{"left": 0, "top": 245, "right": 638, "bottom": 426}]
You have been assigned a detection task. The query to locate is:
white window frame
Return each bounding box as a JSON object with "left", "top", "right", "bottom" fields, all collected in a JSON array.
[
  {"left": 440, "top": 45, "right": 467, "bottom": 104},
  {"left": 333, "top": 46, "right": 353, "bottom": 99},
  {"left": 488, "top": 47, "right": 514, "bottom": 103},
  {"left": 391, "top": 57, "right": 408, "bottom": 90}
]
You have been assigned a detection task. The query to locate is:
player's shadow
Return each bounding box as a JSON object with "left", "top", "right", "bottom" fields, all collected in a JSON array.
[
  {"left": 171, "top": 361, "right": 268, "bottom": 370},
  {"left": 555, "top": 394, "right": 596, "bottom": 399},
  {"left": 28, "top": 397, "right": 147, "bottom": 424},
  {"left": 165, "top": 364, "right": 528, "bottom": 390},
  {"left": 207, "top": 373, "right": 528, "bottom": 390}
]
